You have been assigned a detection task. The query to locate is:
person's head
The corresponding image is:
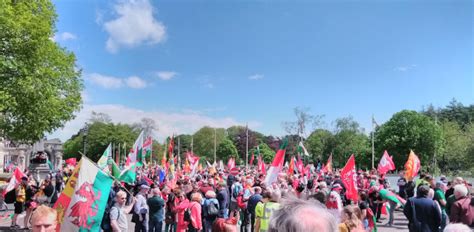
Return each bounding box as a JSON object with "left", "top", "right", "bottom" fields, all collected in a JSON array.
[
  {"left": 359, "top": 191, "right": 368, "bottom": 202},
  {"left": 332, "top": 183, "right": 343, "bottom": 193},
  {"left": 399, "top": 170, "right": 405, "bottom": 177},
  {"left": 453, "top": 177, "right": 464, "bottom": 186},
  {"left": 140, "top": 184, "right": 150, "bottom": 193},
  {"left": 191, "top": 192, "right": 202, "bottom": 202},
  {"left": 340, "top": 205, "right": 362, "bottom": 229},
  {"left": 205, "top": 190, "right": 216, "bottom": 199},
  {"left": 31, "top": 205, "right": 57, "bottom": 232},
  {"left": 454, "top": 184, "right": 468, "bottom": 200},
  {"left": 416, "top": 184, "right": 430, "bottom": 198},
  {"left": 21, "top": 176, "right": 28, "bottom": 185},
  {"left": 444, "top": 223, "right": 472, "bottom": 232},
  {"left": 115, "top": 190, "right": 127, "bottom": 206},
  {"left": 254, "top": 187, "right": 262, "bottom": 194},
  {"left": 308, "top": 192, "right": 327, "bottom": 204},
  {"left": 427, "top": 188, "right": 435, "bottom": 199},
  {"left": 268, "top": 197, "right": 337, "bottom": 232},
  {"left": 270, "top": 189, "right": 282, "bottom": 202},
  {"left": 152, "top": 188, "right": 161, "bottom": 197}
]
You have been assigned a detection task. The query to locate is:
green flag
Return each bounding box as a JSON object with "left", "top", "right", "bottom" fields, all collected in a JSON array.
[
  {"left": 119, "top": 164, "right": 137, "bottom": 184},
  {"left": 111, "top": 160, "right": 121, "bottom": 179}
]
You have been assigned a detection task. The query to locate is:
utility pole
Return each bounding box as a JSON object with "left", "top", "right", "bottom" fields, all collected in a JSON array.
[
  {"left": 371, "top": 115, "right": 375, "bottom": 170},
  {"left": 246, "top": 124, "right": 249, "bottom": 169},
  {"left": 191, "top": 136, "right": 194, "bottom": 154}
]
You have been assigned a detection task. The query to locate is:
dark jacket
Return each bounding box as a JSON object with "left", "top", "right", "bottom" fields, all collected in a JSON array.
[
  {"left": 450, "top": 196, "right": 474, "bottom": 226},
  {"left": 147, "top": 196, "right": 165, "bottom": 221},
  {"left": 403, "top": 197, "right": 441, "bottom": 232}
]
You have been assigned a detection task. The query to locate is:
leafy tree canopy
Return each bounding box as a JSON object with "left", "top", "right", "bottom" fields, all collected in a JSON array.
[{"left": 0, "top": 0, "right": 82, "bottom": 142}]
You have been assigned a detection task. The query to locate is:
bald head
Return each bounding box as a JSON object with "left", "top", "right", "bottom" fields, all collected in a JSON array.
[{"left": 269, "top": 197, "right": 337, "bottom": 232}]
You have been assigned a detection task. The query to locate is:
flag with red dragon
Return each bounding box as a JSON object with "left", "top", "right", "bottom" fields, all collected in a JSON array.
[{"left": 53, "top": 157, "right": 113, "bottom": 231}]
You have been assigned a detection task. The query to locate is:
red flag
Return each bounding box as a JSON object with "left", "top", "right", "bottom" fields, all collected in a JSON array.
[
  {"left": 249, "top": 152, "right": 255, "bottom": 166},
  {"left": 65, "top": 158, "right": 77, "bottom": 166},
  {"left": 258, "top": 155, "right": 266, "bottom": 175},
  {"left": 404, "top": 150, "right": 421, "bottom": 181},
  {"left": 341, "top": 154, "right": 358, "bottom": 202},
  {"left": 377, "top": 150, "right": 396, "bottom": 175}
]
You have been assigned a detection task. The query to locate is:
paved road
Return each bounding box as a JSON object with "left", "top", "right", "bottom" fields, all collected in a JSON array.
[{"left": 377, "top": 210, "right": 409, "bottom": 232}]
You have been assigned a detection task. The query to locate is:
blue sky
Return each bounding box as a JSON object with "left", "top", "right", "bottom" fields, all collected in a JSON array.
[{"left": 49, "top": 0, "right": 473, "bottom": 142}]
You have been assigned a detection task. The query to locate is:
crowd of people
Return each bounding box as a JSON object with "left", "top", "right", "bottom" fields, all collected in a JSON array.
[{"left": 3, "top": 163, "right": 474, "bottom": 232}]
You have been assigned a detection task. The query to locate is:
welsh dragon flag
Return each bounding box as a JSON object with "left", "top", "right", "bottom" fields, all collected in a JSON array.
[
  {"left": 264, "top": 139, "right": 287, "bottom": 185},
  {"left": 54, "top": 157, "right": 113, "bottom": 232},
  {"left": 97, "top": 143, "right": 112, "bottom": 169},
  {"left": 141, "top": 136, "right": 153, "bottom": 166},
  {"left": 128, "top": 131, "right": 144, "bottom": 165}
]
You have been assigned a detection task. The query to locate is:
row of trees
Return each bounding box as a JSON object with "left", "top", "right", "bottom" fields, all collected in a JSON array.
[{"left": 63, "top": 100, "right": 474, "bottom": 175}]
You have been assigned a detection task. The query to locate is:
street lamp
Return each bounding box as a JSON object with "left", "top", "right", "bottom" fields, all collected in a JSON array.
[{"left": 81, "top": 125, "right": 89, "bottom": 155}]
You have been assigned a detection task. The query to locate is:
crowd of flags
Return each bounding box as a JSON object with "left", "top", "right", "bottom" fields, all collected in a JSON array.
[{"left": 3, "top": 129, "right": 423, "bottom": 231}]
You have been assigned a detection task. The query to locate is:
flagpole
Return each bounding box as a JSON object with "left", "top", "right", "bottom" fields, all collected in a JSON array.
[
  {"left": 371, "top": 114, "right": 375, "bottom": 170},
  {"left": 246, "top": 124, "right": 249, "bottom": 169},
  {"left": 178, "top": 136, "right": 181, "bottom": 169},
  {"left": 214, "top": 128, "right": 217, "bottom": 163}
]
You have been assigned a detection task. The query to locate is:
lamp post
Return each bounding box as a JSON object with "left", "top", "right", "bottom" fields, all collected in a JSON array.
[{"left": 81, "top": 125, "right": 89, "bottom": 155}]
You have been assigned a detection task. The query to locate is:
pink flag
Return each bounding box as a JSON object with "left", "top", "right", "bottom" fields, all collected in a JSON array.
[
  {"left": 227, "top": 157, "right": 235, "bottom": 170},
  {"left": 341, "top": 154, "right": 358, "bottom": 202},
  {"left": 377, "top": 150, "right": 396, "bottom": 175},
  {"left": 3, "top": 167, "right": 26, "bottom": 196}
]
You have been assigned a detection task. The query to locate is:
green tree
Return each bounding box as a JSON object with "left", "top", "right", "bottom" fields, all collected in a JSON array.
[
  {"left": 305, "top": 129, "right": 334, "bottom": 161},
  {"left": 63, "top": 120, "right": 139, "bottom": 161},
  {"left": 332, "top": 116, "right": 371, "bottom": 169},
  {"left": 0, "top": 0, "right": 82, "bottom": 142},
  {"left": 226, "top": 125, "right": 259, "bottom": 161},
  {"left": 250, "top": 143, "right": 275, "bottom": 163},
  {"left": 216, "top": 138, "right": 239, "bottom": 163},
  {"left": 375, "top": 110, "right": 443, "bottom": 172},
  {"left": 438, "top": 121, "right": 470, "bottom": 173},
  {"left": 193, "top": 126, "right": 226, "bottom": 160}
]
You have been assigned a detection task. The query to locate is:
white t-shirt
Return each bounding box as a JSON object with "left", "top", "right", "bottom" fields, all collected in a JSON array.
[{"left": 110, "top": 204, "right": 128, "bottom": 232}]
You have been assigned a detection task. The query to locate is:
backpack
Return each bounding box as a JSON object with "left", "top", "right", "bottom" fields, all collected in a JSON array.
[
  {"left": 232, "top": 184, "right": 243, "bottom": 199},
  {"left": 206, "top": 201, "right": 219, "bottom": 217},
  {"left": 102, "top": 206, "right": 120, "bottom": 232},
  {"left": 100, "top": 191, "right": 116, "bottom": 231},
  {"left": 184, "top": 208, "right": 192, "bottom": 223},
  {"left": 4, "top": 189, "right": 15, "bottom": 204}
]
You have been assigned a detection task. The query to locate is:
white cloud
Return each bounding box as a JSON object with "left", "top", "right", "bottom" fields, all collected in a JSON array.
[
  {"left": 86, "top": 73, "right": 148, "bottom": 89},
  {"left": 248, "top": 74, "right": 264, "bottom": 80},
  {"left": 81, "top": 90, "right": 90, "bottom": 103},
  {"left": 52, "top": 32, "right": 77, "bottom": 42},
  {"left": 87, "top": 73, "right": 123, "bottom": 89},
  {"left": 394, "top": 64, "right": 417, "bottom": 72},
  {"left": 156, "top": 71, "right": 177, "bottom": 81},
  {"left": 126, "top": 76, "right": 147, "bottom": 89},
  {"left": 103, "top": 0, "right": 166, "bottom": 53},
  {"left": 47, "top": 104, "right": 261, "bottom": 142}
]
